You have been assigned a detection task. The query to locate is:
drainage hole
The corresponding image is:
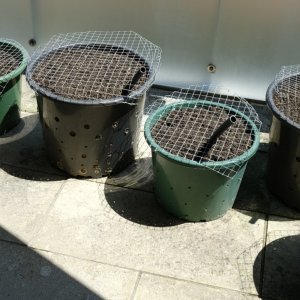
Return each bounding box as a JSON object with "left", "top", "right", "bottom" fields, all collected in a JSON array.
[
  {"left": 296, "top": 157, "right": 300, "bottom": 162},
  {"left": 84, "top": 145, "right": 88, "bottom": 149},
  {"left": 184, "top": 203, "right": 187, "bottom": 206},
  {"left": 60, "top": 140, "right": 64, "bottom": 144},
  {"left": 84, "top": 124, "right": 90, "bottom": 129},
  {"left": 69, "top": 131, "right": 76, "bottom": 137},
  {"left": 81, "top": 164, "right": 84, "bottom": 167},
  {"left": 95, "top": 134, "right": 101, "bottom": 140},
  {"left": 206, "top": 194, "right": 209, "bottom": 197},
  {"left": 55, "top": 117, "right": 60, "bottom": 122},
  {"left": 82, "top": 154, "right": 87, "bottom": 158},
  {"left": 187, "top": 186, "right": 191, "bottom": 189}
]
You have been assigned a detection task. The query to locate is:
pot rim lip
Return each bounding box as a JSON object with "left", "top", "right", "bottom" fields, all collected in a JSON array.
[
  {"left": 0, "top": 39, "right": 29, "bottom": 84},
  {"left": 266, "top": 79, "right": 300, "bottom": 131},
  {"left": 26, "top": 43, "right": 154, "bottom": 106},
  {"left": 144, "top": 100, "right": 260, "bottom": 168}
]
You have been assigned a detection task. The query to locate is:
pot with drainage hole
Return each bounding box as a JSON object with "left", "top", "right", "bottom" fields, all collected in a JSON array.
[
  {"left": 144, "top": 92, "right": 260, "bottom": 221},
  {"left": 26, "top": 31, "right": 161, "bottom": 177},
  {"left": 266, "top": 67, "right": 300, "bottom": 210},
  {"left": 0, "top": 39, "right": 28, "bottom": 134}
]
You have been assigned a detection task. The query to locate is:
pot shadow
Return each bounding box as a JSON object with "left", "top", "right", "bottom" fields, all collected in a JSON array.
[
  {"left": 0, "top": 227, "right": 103, "bottom": 300},
  {"left": 104, "top": 158, "right": 185, "bottom": 227},
  {"left": 234, "top": 151, "right": 300, "bottom": 221},
  {"left": 0, "top": 113, "right": 67, "bottom": 181},
  {"left": 106, "top": 157, "right": 154, "bottom": 192},
  {"left": 253, "top": 232, "right": 300, "bottom": 300}
]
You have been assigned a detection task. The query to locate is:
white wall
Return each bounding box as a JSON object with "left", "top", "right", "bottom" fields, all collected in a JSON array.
[{"left": 1, "top": 0, "right": 300, "bottom": 100}]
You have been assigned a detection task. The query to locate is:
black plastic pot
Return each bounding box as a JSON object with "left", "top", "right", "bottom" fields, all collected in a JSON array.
[
  {"left": 266, "top": 79, "right": 300, "bottom": 209},
  {"left": 27, "top": 44, "right": 151, "bottom": 177}
]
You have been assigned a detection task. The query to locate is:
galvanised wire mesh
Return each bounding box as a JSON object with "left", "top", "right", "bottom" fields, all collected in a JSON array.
[
  {"left": 272, "top": 65, "right": 300, "bottom": 129},
  {"left": 26, "top": 31, "right": 162, "bottom": 105},
  {"left": 143, "top": 85, "right": 261, "bottom": 178},
  {"left": 0, "top": 38, "right": 28, "bottom": 95}
]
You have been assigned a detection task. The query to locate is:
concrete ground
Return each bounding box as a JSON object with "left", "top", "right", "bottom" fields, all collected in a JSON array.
[{"left": 0, "top": 77, "right": 299, "bottom": 300}]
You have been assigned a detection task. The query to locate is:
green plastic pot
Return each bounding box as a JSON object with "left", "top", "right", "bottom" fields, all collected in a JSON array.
[
  {"left": 0, "top": 39, "right": 28, "bottom": 135},
  {"left": 144, "top": 101, "right": 260, "bottom": 221}
]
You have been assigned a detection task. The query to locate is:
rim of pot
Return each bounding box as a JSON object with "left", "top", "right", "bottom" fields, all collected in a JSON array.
[
  {"left": 0, "top": 39, "right": 29, "bottom": 84},
  {"left": 144, "top": 100, "right": 260, "bottom": 169},
  {"left": 266, "top": 79, "right": 300, "bottom": 131},
  {"left": 26, "top": 44, "right": 154, "bottom": 106}
]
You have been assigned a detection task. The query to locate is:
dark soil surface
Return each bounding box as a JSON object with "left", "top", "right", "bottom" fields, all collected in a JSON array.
[
  {"left": 151, "top": 105, "right": 254, "bottom": 162},
  {"left": 0, "top": 45, "right": 21, "bottom": 76},
  {"left": 273, "top": 85, "right": 300, "bottom": 126},
  {"left": 31, "top": 47, "right": 148, "bottom": 100}
]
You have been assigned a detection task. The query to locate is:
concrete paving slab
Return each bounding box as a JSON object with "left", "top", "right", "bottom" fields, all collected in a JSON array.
[
  {"left": 0, "top": 167, "right": 64, "bottom": 244},
  {"left": 0, "top": 113, "right": 66, "bottom": 178},
  {"left": 30, "top": 180, "right": 265, "bottom": 294},
  {"left": 259, "top": 216, "right": 300, "bottom": 300},
  {"left": 134, "top": 273, "right": 259, "bottom": 300},
  {"left": 0, "top": 240, "right": 138, "bottom": 300},
  {"left": 21, "top": 76, "right": 37, "bottom": 113},
  {"left": 235, "top": 151, "right": 300, "bottom": 220}
]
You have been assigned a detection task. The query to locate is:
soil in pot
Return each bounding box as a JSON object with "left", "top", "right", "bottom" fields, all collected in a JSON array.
[
  {"left": 31, "top": 46, "right": 148, "bottom": 101},
  {"left": 273, "top": 85, "right": 300, "bottom": 125},
  {"left": 151, "top": 105, "right": 254, "bottom": 162}
]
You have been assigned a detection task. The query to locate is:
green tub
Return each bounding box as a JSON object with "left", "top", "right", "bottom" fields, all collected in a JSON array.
[
  {"left": 0, "top": 39, "right": 28, "bottom": 134},
  {"left": 144, "top": 101, "right": 260, "bottom": 221}
]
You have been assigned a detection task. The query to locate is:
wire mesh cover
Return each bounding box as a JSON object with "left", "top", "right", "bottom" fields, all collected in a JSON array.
[
  {"left": 144, "top": 85, "right": 261, "bottom": 177},
  {"left": 272, "top": 65, "right": 300, "bottom": 129},
  {"left": 0, "top": 39, "right": 27, "bottom": 95},
  {"left": 26, "top": 31, "right": 162, "bottom": 104}
]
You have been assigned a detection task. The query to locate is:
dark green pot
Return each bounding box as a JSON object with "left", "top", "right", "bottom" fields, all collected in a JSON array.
[
  {"left": 144, "top": 101, "right": 260, "bottom": 221},
  {"left": 0, "top": 39, "right": 28, "bottom": 135}
]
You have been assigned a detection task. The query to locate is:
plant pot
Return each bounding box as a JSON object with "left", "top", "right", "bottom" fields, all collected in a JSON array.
[
  {"left": 26, "top": 33, "right": 161, "bottom": 177},
  {"left": 266, "top": 79, "right": 300, "bottom": 210},
  {"left": 0, "top": 39, "right": 28, "bottom": 135},
  {"left": 144, "top": 101, "right": 260, "bottom": 221}
]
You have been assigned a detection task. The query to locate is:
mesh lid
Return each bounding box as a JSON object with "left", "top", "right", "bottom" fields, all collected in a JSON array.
[
  {"left": 144, "top": 85, "right": 261, "bottom": 177},
  {"left": 267, "top": 65, "right": 300, "bottom": 130},
  {"left": 26, "top": 31, "right": 162, "bottom": 105},
  {"left": 0, "top": 38, "right": 29, "bottom": 95}
]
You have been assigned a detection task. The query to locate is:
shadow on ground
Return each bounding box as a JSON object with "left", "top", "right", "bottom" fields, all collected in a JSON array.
[
  {"left": 105, "top": 157, "right": 153, "bottom": 192},
  {"left": 253, "top": 233, "right": 300, "bottom": 300},
  {"left": 0, "top": 227, "right": 103, "bottom": 300},
  {"left": 0, "top": 114, "right": 67, "bottom": 181},
  {"left": 103, "top": 182, "right": 185, "bottom": 227},
  {"left": 234, "top": 151, "right": 300, "bottom": 221}
]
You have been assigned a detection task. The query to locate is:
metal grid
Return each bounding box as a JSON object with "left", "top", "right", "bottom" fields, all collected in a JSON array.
[
  {"left": 273, "top": 65, "right": 300, "bottom": 128},
  {"left": 144, "top": 85, "right": 261, "bottom": 177},
  {"left": 0, "top": 38, "right": 27, "bottom": 95},
  {"left": 26, "top": 31, "right": 162, "bottom": 104}
]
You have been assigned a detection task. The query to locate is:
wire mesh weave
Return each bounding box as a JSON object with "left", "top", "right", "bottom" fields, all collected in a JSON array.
[
  {"left": 0, "top": 38, "right": 28, "bottom": 96},
  {"left": 272, "top": 65, "right": 300, "bottom": 128},
  {"left": 26, "top": 31, "right": 162, "bottom": 104},
  {"left": 143, "top": 85, "right": 261, "bottom": 177}
]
